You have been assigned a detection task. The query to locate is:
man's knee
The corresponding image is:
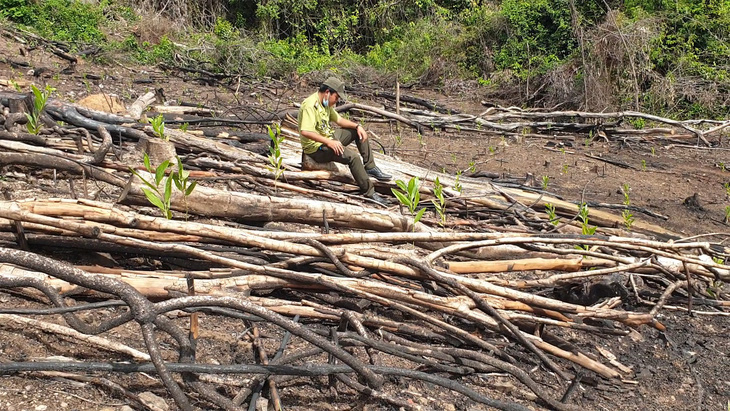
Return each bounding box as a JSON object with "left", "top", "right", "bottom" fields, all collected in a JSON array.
[{"left": 345, "top": 152, "right": 363, "bottom": 168}]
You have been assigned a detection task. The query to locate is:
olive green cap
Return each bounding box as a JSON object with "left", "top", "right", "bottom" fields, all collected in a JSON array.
[{"left": 322, "top": 77, "right": 347, "bottom": 101}]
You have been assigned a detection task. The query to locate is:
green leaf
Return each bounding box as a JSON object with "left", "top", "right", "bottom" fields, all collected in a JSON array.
[
  {"left": 185, "top": 181, "right": 198, "bottom": 196},
  {"left": 155, "top": 161, "right": 170, "bottom": 186},
  {"left": 172, "top": 172, "right": 183, "bottom": 191},
  {"left": 414, "top": 207, "right": 426, "bottom": 224},
  {"left": 164, "top": 176, "right": 173, "bottom": 204},
  {"left": 143, "top": 153, "right": 152, "bottom": 171},
  {"left": 407, "top": 177, "right": 417, "bottom": 193},
  {"left": 396, "top": 180, "right": 407, "bottom": 191},
  {"left": 142, "top": 188, "right": 165, "bottom": 211},
  {"left": 391, "top": 189, "right": 410, "bottom": 207},
  {"left": 130, "top": 169, "right": 158, "bottom": 191}
]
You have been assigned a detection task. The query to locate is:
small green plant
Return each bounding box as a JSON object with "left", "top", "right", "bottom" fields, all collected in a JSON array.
[
  {"left": 417, "top": 133, "right": 424, "bottom": 146},
  {"left": 651, "top": 146, "right": 656, "bottom": 157},
  {"left": 130, "top": 154, "right": 174, "bottom": 219},
  {"left": 172, "top": 156, "right": 198, "bottom": 218},
  {"left": 545, "top": 203, "right": 559, "bottom": 226},
  {"left": 725, "top": 206, "right": 730, "bottom": 223},
  {"left": 622, "top": 209, "right": 635, "bottom": 230},
  {"left": 129, "top": 154, "right": 197, "bottom": 219},
  {"left": 621, "top": 183, "right": 632, "bottom": 206},
  {"left": 541, "top": 175, "right": 549, "bottom": 191},
  {"left": 488, "top": 146, "right": 496, "bottom": 154},
  {"left": 621, "top": 183, "right": 635, "bottom": 230},
  {"left": 267, "top": 124, "right": 285, "bottom": 183},
  {"left": 629, "top": 117, "right": 646, "bottom": 129},
  {"left": 584, "top": 130, "right": 593, "bottom": 147},
  {"left": 562, "top": 164, "right": 569, "bottom": 174},
  {"left": 431, "top": 177, "right": 447, "bottom": 227},
  {"left": 468, "top": 160, "right": 476, "bottom": 173},
  {"left": 454, "top": 170, "right": 463, "bottom": 193},
  {"left": 25, "top": 84, "right": 54, "bottom": 135},
  {"left": 641, "top": 159, "right": 647, "bottom": 171},
  {"left": 148, "top": 114, "right": 167, "bottom": 141},
  {"left": 724, "top": 183, "right": 730, "bottom": 198},
  {"left": 391, "top": 177, "right": 426, "bottom": 230},
  {"left": 179, "top": 122, "right": 189, "bottom": 132},
  {"left": 394, "top": 134, "right": 402, "bottom": 146},
  {"left": 576, "top": 202, "right": 596, "bottom": 251},
  {"left": 10, "top": 80, "right": 22, "bottom": 92},
  {"left": 707, "top": 279, "right": 724, "bottom": 299}
]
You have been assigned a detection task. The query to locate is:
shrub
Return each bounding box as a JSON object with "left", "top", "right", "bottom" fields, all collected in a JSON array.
[{"left": 1, "top": 0, "right": 105, "bottom": 45}]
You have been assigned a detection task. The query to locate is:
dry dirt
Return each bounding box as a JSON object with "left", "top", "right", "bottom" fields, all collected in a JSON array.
[{"left": 0, "top": 33, "right": 729, "bottom": 411}]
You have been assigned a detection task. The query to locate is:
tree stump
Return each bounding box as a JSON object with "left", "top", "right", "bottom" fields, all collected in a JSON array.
[{"left": 138, "top": 137, "right": 177, "bottom": 165}]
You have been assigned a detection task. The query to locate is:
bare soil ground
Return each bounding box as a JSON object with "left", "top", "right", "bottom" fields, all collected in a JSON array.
[{"left": 0, "top": 33, "right": 729, "bottom": 411}]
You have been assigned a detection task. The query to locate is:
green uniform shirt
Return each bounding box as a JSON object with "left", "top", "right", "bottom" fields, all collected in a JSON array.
[{"left": 298, "top": 92, "right": 341, "bottom": 154}]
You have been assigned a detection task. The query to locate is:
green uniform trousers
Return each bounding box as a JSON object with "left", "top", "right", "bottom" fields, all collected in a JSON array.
[{"left": 305, "top": 128, "right": 375, "bottom": 196}]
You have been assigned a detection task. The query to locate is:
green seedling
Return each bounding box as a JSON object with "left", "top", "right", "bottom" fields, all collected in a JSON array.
[
  {"left": 488, "top": 146, "right": 496, "bottom": 154},
  {"left": 725, "top": 206, "right": 730, "bottom": 223},
  {"left": 417, "top": 133, "right": 424, "bottom": 146},
  {"left": 562, "top": 164, "right": 569, "bottom": 174},
  {"left": 541, "top": 175, "right": 549, "bottom": 191},
  {"left": 575, "top": 202, "right": 596, "bottom": 251},
  {"left": 724, "top": 182, "right": 730, "bottom": 198},
  {"left": 584, "top": 130, "right": 593, "bottom": 147},
  {"left": 394, "top": 134, "right": 402, "bottom": 146},
  {"left": 431, "top": 177, "right": 447, "bottom": 227},
  {"left": 641, "top": 159, "right": 647, "bottom": 171},
  {"left": 622, "top": 209, "right": 635, "bottom": 230},
  {"left": 621, "top": 183, "right": 635, "bottom": 230},
  {"left": 621, "top": 183, "right": 631, "bottom": 206},
  {"left": 454, "top": 170, "right": 463, "bottom": 193},
  {"left": 707, "top": 279, "right": 724, "bottom": 299},
  {"left": 171, "top": 156, "right": 198, "bottom": 218},
  {"left": 25, "top": 84, "right": 54, "bottom": 135},
  {"left": 468, "top": 160, "right": 476, "bottom": 173},
  {"left": 10, "top": 80, "right": 22, "bottom": 92},
  {"left": 651, "top": 146, "right": 656, "bottom": 157},
  {"left": 545, "top": 203, "right": 559, "bottom": 226},
  {"left": 267, "top": 124, "right": 285, "bottom": 184},
  {"left": 179, "top": 122, "right": 189, "bottom": 132},
  {"left": 148, "top": 114, "right": 167, "bottom": 141},
  {"left": 720, "top": 162, "right": 727, "bottom": 172},
  {"left": 391, "top": 176, "right": 426, "bottom": 230},
  {"left": 129, "top": 154, "right": 197, "bottom": 219},
  {"left": 130, "top": 154, "right": 174, "bottom": 219}
]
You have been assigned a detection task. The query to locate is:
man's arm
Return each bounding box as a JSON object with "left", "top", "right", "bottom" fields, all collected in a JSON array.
[
  {"left": 335, "top": 117, "right": 368, "bottom": 142},
  {"left": 300, "top": 129, "right": 345, "bottom": 156}
]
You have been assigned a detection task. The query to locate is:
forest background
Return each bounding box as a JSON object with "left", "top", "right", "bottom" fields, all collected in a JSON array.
[{"left": 1, "top": 0, "right": 728, "bottom": 119}]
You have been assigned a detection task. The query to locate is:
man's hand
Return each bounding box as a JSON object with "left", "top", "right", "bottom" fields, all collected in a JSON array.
[
  {"left": 327, "top": 139, "right": 345, "bottom": 156},
  {"left": 356, "top": 125, "right": 368, "bottom": 142}
]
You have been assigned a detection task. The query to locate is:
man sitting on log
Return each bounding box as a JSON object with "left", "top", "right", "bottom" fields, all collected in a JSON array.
[{"left": 298, "top": 77, "right": 392, "bottom": 205}]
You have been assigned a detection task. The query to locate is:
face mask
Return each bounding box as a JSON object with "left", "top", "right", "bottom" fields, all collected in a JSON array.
[{"left": 322, "top": 93, "right": 329, "bottom": 108}]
